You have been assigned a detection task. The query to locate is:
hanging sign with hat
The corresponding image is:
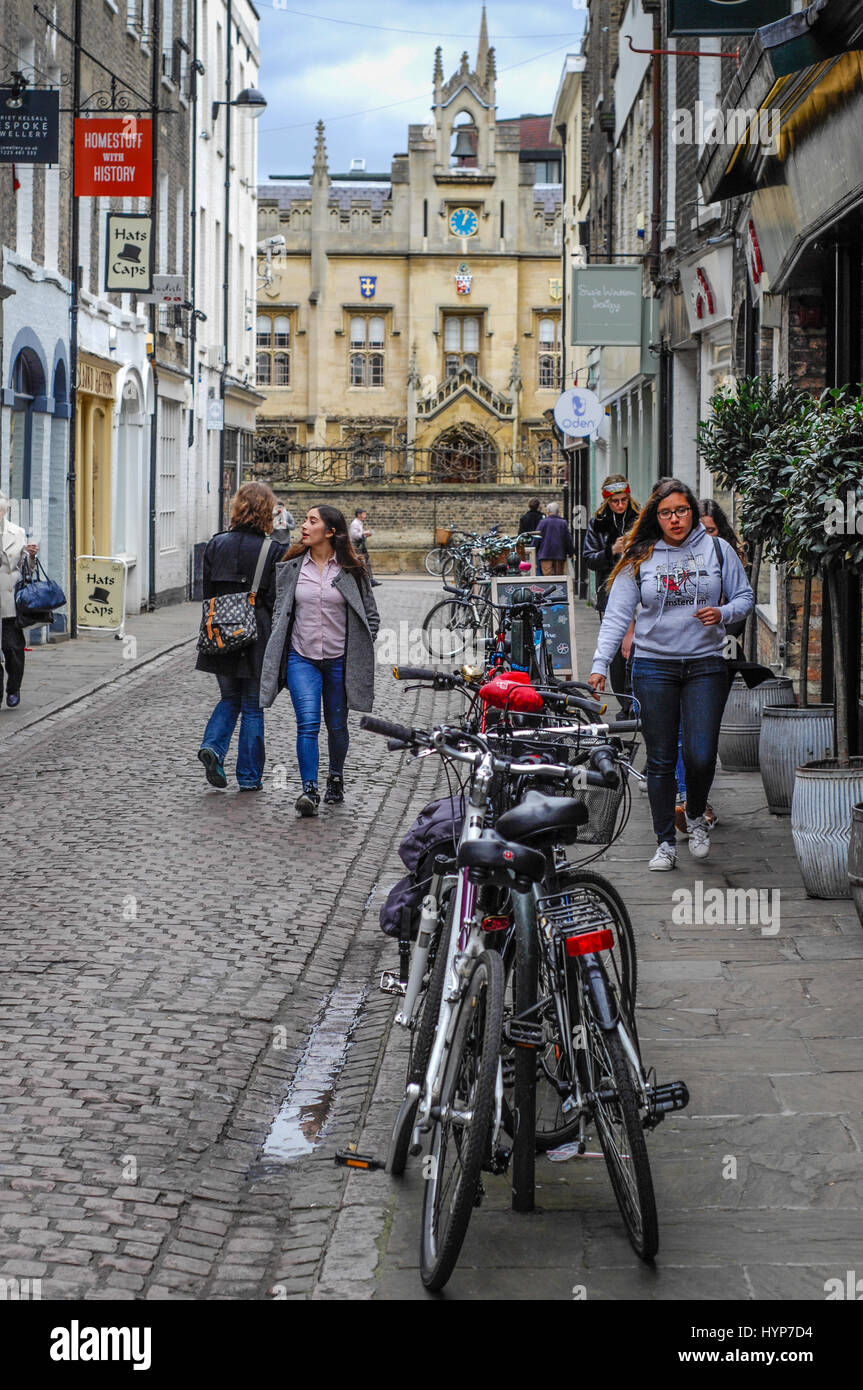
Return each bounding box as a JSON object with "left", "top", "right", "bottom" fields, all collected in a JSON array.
[
  {"left": 105, "top": 212, "right": 153, "bottom": 292},
  {"left": 76, "top": 556, "right": 128, "bottom": 634}
]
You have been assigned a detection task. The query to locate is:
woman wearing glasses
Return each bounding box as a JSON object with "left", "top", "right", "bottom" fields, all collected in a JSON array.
[{"left": 588, "top": 478, "right": 753, "bottom": 870}]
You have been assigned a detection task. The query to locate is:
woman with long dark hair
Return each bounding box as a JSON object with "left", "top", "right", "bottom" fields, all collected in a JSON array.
[
  {"left": 588, "top": 478, "right": 753, "bottom": 870},
  {"left": 259, "top": 504, "right": 380, "bottom": 816},
  {"left": 196, "top": 481, "right": 281, "bottom": 790}
]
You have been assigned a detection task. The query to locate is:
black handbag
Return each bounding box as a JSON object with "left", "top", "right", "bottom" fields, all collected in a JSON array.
[
  {"left": 14, "top": 556, "right": 66, "bottom": 626},
  {"left": 197, "top": 537, "right": 273, "bottom": 655},
  {"left": 712, "top": 537, "right": 747, "bottom": 639}
]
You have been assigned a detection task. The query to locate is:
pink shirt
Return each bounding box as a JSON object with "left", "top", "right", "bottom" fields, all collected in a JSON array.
[{"left": 291, "top": 551, "right": 347, "bottom": 660}]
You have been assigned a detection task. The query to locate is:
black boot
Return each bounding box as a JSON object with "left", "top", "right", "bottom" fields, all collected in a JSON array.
[
  {"left": 295, "top": 780, "right": 320, "bottom": 817},
  {"left": 324, "top": 773, "right": 344, "bottom": 804}
]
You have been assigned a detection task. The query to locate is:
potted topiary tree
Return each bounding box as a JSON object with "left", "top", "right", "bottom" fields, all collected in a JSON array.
[
  {"left": 783, "top": 392, "right": 863, "bottom": 897},
  {"left": 698, "top": 378, "right": 805, "bottom": 770},
  {"left": 739, "top": 412, "right": 835, "bottom": 812}
]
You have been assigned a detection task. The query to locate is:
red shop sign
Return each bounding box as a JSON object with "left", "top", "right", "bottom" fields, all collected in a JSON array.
[{"left": 74, "top": 118, "right": 152, "bottom": 197}]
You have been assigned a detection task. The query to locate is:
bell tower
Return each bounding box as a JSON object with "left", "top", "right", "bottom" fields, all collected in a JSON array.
[{"left": 432, "top": 5, "right": 497, "bottom": 175}]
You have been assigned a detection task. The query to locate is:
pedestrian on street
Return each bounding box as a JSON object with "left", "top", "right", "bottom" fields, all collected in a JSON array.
[
  {"left": 673, "top": 497, "right": 749, "bottom": 836},
  {"left": 534, "top": 501, "right": 573, "bottom": 576},
  {"left": 583, "top": 474, "right": 641, "bottom": 710},
  {"left": 518, "top": 496, "right": 544, "bottom": 537},
  {"left": 349, "top": 508, "right": 382, "bottom": 587},
  {"left": 0, "top": 491, "right": 39, "bottom": 709},
  {"left": 588, "top": 478, "right": 754, "bottom": 871},
  {"left": 196, "top": 481, "right": 282, "bottom": 791},
  {"left": 260, "top": 504, "right": 380, "bottom": 817},
  {"left": 272, "top": 501, "right": 295, "bottom": 548}
]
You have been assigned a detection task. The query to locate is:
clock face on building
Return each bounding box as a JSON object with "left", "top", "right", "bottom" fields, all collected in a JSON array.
[{"left": 449, "top": 207, "right": 479, "bottom": 237}]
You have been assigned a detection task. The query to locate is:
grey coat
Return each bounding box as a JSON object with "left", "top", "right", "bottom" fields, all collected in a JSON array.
[{"left": 259, "top": 556, "right": 380, "bottom": 712}]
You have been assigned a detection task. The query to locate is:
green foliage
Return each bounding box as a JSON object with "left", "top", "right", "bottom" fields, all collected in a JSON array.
[
  {"left": 780, "top": 394, "right": 863, "bottom": 578},
  {"left": 697, "top": 377, "right": 809, "bottom": 494}
]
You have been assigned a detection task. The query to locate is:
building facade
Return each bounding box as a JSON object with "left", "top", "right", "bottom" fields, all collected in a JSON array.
[{"left": 254, "top": 16, "right": 565, "bottom": 560}]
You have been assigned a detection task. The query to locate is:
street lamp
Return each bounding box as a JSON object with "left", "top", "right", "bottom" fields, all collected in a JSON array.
[
  {"left": 4, "top": 71, "right": 27, "bottom": 109},
  {"left": 210, "top": 87, "right": 267, "bottom": 124}
]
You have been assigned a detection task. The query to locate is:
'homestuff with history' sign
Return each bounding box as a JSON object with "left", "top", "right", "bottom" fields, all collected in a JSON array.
[{"left": 74, "top": 118, "right": 153, "bottom": 197}]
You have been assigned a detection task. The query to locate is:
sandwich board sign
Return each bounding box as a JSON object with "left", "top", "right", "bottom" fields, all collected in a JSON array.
[{"left": 76, "top": 556, "right": 128, "bottom": 635}]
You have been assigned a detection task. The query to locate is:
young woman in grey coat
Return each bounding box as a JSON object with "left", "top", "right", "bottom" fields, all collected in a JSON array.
[{"left": 259, "top": 503, "right": 380, "bottom": 816}]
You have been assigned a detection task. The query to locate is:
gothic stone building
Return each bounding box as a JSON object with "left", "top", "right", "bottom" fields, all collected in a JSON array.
[{"left": 254, "top": 17, "right": 564, "bottom": 561}]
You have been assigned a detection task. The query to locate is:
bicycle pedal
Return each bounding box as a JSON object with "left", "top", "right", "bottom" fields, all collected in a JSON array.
[
  {"left": 646, "top": 1079, "right": 690, "bottom": 1123},
  {"left": 503, "top": 1019, "right": 544, "bottom": 1049},
  {"left": 379, "top": 970, "right": 407, "bottom": 997}
]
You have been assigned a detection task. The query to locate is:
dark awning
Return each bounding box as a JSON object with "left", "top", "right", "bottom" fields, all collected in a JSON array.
[{"left": 697, "top": 0, "right": 863, "bottom": 203}]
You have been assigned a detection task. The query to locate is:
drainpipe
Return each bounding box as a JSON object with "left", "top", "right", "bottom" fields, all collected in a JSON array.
[
  {"left": 217, "top": 0, "right": 232, "bottom": 531},
  {"left": 187, "top": 5, "right": 200, "bottom": 449},
  {"left": 67, "top": 0, "right": 83, "bottom": 637},
  {"left": 147, "top": 0, "right": 160, "bottom": 610}
]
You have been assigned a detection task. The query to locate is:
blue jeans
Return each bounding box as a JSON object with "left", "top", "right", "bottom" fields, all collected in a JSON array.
[
  {"left": 286, "top": 649, "right": 349, "bottom": 784},
  {"left": 201, "top": 673, "right": 265, "bottom": 787},
  {"left": 676, "top": 732, "right": 687, "bottom": 803},
  {"left": 631, "top": 657, "right": 729, "bottom": 844}
]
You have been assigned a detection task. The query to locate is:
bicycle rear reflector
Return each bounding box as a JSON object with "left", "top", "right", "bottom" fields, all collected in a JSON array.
[
  {"left": 481, "top": 915, "right": 510, "bottom": 933},
  {"left": 564, "top": 928, "right": 614, "bottom": 957}
]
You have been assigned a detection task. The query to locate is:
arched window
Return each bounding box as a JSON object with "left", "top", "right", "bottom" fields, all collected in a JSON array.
[
  {"left": 273, "top": 315, "right": 291, "bottom": 348},
  {"left": 443, "top": 315, "right": 481, "bottom": 377},
  {"left": 347, "top": 315, "right": 386, "bottom": 387},
  {"left": 256, "top": 353, "right": 271, "bottom": 385},
  {"left": 256, "top": 314, "right": 271, "bottom": 348},
  {"left": 536, "top": 315, "right": 560, "bottom": 389},
  {"left": 273, "top": 353, "right": 290, "bottom": 386},
  {"left": 255, "top": 313, "right": 292, "bottom": 388}
]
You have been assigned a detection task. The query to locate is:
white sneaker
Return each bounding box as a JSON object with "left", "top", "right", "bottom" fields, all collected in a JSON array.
[
  {"left": 686, "top": 814, "right": 711, "bottom": 859},
  {"left": 649, "top": 841, "right": 677, "bottom": 871}
]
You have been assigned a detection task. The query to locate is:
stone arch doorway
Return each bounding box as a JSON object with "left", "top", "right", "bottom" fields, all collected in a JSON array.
[{"left": 430, "top": 424, "right": 498, "bottom": 483}]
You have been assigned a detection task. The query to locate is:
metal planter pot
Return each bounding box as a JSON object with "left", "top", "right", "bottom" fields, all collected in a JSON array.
[
  {"left": 791, "top": 758, "right": 863, "bottom": 899},
  {"left": 758, "top": 705, "right": 835, "bottom": 815},
  {"left": 718, "top": 675, "right": 795, "bottom": 772},
  {"left": 848, "top": 804, "right": 863, "bottom": 927}
]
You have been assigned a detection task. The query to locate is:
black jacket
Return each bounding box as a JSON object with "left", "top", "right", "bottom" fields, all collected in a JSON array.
[
  {"left": 583, "top": 503, "right": 640, "bottom": 609},
  {"left": 195, "top": 526, "right": 281, "bottom": 682},
  {"left": 519, "top": 508, "right": 543, "bottom": 536}
]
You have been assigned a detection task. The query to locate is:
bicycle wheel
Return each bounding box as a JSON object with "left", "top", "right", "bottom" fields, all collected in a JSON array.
[
  {"left": 580, "top": 970, "right": 658, "bottom": 1261},
  {"left": 421, "top": 598, "right": 482, "bottom": 661},
  {"left": 387, "top": 891, "right": 454, "bottom": 1176},
  {"left": 425, "top": 547, "right": 453, "bottom": 578},
  {"left": 420, "top": 949, "right": 505, "bottom": 1291},
  {"left": 550, "top": 868, "right": 638, "bottom": 1032}
]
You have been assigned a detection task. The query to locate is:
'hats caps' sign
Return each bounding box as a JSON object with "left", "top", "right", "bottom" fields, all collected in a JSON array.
[
  {"left": 571, "top": 266, "right": 643, "bottom": 346},
  {"left": 553, "top": 387, "right": 603, "bottom": 439},
  {"left": 0, "top": 89, "right": 59, "bottom": 164},
  {"left": 74, "top": 118, "right": 153, "bottom": 196},
  {"left": 105, "top": 213, "right": 153, "bottom": 292},
  {"left": 668, "top": 1, "right": 791, "bottom": 36}
]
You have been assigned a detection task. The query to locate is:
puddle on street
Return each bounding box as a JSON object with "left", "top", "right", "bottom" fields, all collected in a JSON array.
[{"left": 260, "top": 984, "right": 367, "bottom": 1163}]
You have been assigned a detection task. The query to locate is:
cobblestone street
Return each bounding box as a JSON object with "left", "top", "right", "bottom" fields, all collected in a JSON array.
[{"left": 3, "top": 577, "right": 863, "bottom": 1302}]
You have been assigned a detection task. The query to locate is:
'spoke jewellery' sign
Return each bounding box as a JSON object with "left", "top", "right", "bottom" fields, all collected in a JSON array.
[
  {"left": 105, "top": 213, "right": 153, "bottom": 292},
  {"left": 0, "top": 88, "right": 60, "bottom": 164},
  {"left": 455, "top": 262, "right": 472, "bottom": 295},
  {"left": 359, "top": 275, "right": 377, "bottom": 299}
]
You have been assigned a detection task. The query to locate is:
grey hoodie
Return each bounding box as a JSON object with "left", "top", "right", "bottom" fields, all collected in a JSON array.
[{"left": 590, "top": 522, "right": 754, "bottom": 676}]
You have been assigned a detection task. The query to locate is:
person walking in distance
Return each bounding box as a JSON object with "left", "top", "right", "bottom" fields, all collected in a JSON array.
[
  {"left": 588, "top": 478, "right": 753, "bottom": 870},
  {"left": 583, "top": 475, "right": 640, "bottom": 709},
  {"left": 260, "top": 504, "right": 380, "bottom": 816},
  {"left": 534, "top": 501, "right": 573, "bottom": 576},
  {"left": 518, "top": 496, "right": 543, "bottom": 538},
  {"left": 349, "top": 508, "right": 382, "bottom": 587},
  {"left": 196, "top": 482, "right": 281, "bottom": 791},
  {"left": 0, "top": 491, "right": 40, "bottom": 709}
]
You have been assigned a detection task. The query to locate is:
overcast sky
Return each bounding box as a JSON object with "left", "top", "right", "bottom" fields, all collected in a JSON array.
[{"left": 255, "top": 1, "right": 587, "bottom": 180}]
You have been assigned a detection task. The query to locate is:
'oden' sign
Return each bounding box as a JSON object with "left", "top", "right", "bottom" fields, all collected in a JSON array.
[{"left": 74, "top": 118, "right": 152, "bottom": 197}]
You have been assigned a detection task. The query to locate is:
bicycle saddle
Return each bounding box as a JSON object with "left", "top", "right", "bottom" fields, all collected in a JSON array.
[
  {"left": 494, "top": 789, "right": 588, "bottom": 848},
  {"left": 458, "top": 832, "right": 547, "bottom": 891}
]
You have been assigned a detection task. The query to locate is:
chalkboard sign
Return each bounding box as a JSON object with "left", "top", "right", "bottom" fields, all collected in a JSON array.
[{"left": 490, "top": 573, "right": 578, "bottom": 679}]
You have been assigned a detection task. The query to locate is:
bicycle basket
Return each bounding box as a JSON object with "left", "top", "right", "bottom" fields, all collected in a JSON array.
[
  {"left": 435, "top": 527, "right": 452, "bottom": 547},
  {"left": 524, "top": 731, "right": 626, "bottom": 845}
]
